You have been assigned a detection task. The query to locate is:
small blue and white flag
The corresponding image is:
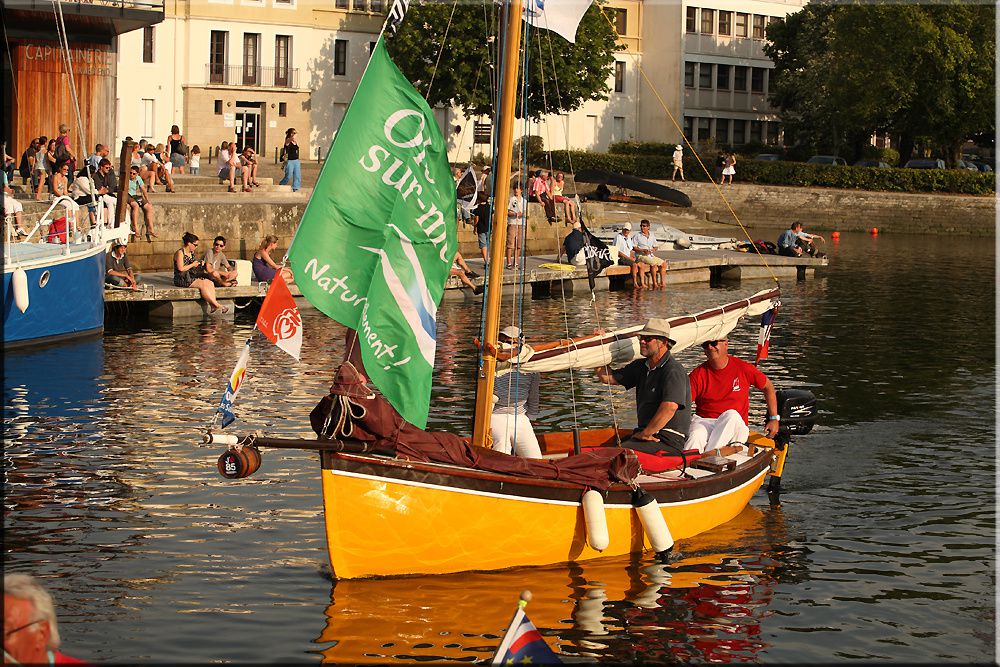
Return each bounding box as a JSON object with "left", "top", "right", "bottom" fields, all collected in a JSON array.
[
  {"left": 217, "top": 340, "right": 251, "bottom": 428},
  {"left": 523, "top": 0, "right": 593, "bottom": 44}
]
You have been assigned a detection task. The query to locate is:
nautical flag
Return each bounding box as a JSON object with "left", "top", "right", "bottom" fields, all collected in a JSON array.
[
  {"left": 287, "top": 38, "right": 455, "bottom": 429},
  {"left": 255, "top": 273, "right": 303, "bottom": 360},
  {"left": 217, "top": 340, "right": 251, "bottom": 428},
  {"left": 385, "top": 0, "right": 410, "bottom": 38},
  {"left": 491, "top": 607, "right": 562, "bottom": 666},
  {"left": 581, "top": 219, "right": 614, "bottom": 293},
  {"left": 755, "top": 304, "right": 779, "bottom": 365},
  {"left": 523, "top": 0, "right": 593, "bottom": 44}
]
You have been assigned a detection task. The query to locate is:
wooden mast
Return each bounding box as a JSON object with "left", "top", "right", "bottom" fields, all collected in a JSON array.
[{"left": 471, "top": 0, "right": 524, "bottom": 449}]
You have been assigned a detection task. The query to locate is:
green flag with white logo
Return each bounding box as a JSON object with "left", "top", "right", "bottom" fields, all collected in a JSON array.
[{"left": 288, "top": 37, "right": 456, "bottom": 428}]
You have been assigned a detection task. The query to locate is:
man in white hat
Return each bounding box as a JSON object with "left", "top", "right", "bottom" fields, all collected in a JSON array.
[
  {"left": 672, "top": 144, "right": 684, "bottom": 182},
  {"left": 612, "top": 222, "right": 643, "bottom": 287},
  {"left": 490, "top": 325, "right": 542, "bottom": 458},
  {"left": 595, "top": 318, "right": 691, "bottom": 454}
]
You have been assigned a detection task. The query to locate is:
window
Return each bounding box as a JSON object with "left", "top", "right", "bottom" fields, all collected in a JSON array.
[
  {"left": 142, "top": 27, "right": 154, "bottom": 63},
  {"left": 214, "top": 99, "right": 223, "bottom": 114},
  {"left": 353, "top": 0, "right": 366, "bottom": 10},
  {"left": 370, "top": 0, "right": 382, "bottom": 11},
  {"left": 614, "top": 9, "right": 627, "bottom": 35},
  {"left": 732, "top": 119, "right": 745, "bottom": 144},
  {"left": 335, "top": 0, "right": 347, "bottom": 8},
  {"left": 274, "top": 0, "right": 292, "bottom": 4},
  {"left": 697, "top": 118, "right": 711, "bottom": 142},
  {"left": 718, "top": 11, "right": 732, "bottom": 36},
  {"left": 210, "top": 31, "right": 228, "bottom": 84},
  {"left": 734, "top": 66, "right": 747, "bottom": 91},
  {"left": 700, "top": 8, "right": 714, "bottom": 34},
  {"left": 683, "top": 116, "right": 694, "bottom": 140},
  {"left": 750, "top": 120, "right": 763, "bottom": 142},
  {"left": 715, "top": 118, "right": 729, "bottom": 144},
  {"left": 334, "top": 39, "right": 347, "bottom": 76},
  {"left": 716, "top": 64, "right": 730, "bottom": 90},
  {"left": 684, "top": 61, "right": 695, "bottom": 88},
  {"left": 766, "top": 122, "right": 779, "bottom": 145},
  {"left": 141, "top": 99, "right": 154, "bottom": 138},
  {"left": 735, "top": 13, "right": 748, "bottom": 37},
  {"left": 614, "top": 61, "right": 625, "bottom": 93},
  {"left": 752, "top": 15, "right": 766, "bottom": 39},
  {"left": 243, "top": 33, "right": 260, "bottom": 85},
  {"left": 751, "top": 67, "right": 765, "bottom": 93},
  {"left": 685, "top": 7, "right": 697, "bottom": 33},
  {"left": 699, "top": 62, "right": 712, "bottom": 89},
  {"left": 279, "top": 101, "right": 287, "bottom": 117},
  {"left": 275, "top": 35, "right": 291, "bottom": 86}
]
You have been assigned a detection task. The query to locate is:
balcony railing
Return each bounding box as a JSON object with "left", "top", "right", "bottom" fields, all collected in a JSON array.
[{"left": 205, "top": 64, "right": 299, "bottom": 88}]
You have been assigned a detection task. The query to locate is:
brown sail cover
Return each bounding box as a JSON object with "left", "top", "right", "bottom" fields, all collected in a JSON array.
[{"left": 311, "top": 363, "right": 640, "bottom": 490}]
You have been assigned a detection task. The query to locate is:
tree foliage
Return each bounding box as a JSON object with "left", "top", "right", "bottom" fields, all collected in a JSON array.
[
  {"left": 386, "top": 1, "right": 620, "bottom": 120},
  {"left": 764, "top": 4, "right": 995, "bottom": 165}
]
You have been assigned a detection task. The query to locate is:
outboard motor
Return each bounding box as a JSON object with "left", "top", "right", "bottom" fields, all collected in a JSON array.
[
  {"left": 776, "top": 388, "right": 818, "bottom": 435},
  {"left": 767, "top": 388, "right": 818, "bottom": 501}
]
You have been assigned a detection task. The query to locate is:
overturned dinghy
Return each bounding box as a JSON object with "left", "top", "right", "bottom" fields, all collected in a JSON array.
[{"left": 576, "top": 169, "right": 692, "bottom": 208}]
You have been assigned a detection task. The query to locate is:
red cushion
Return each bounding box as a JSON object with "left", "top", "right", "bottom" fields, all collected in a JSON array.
[{"left": 581, "top": 446, "right": 703, "bottom": 473}]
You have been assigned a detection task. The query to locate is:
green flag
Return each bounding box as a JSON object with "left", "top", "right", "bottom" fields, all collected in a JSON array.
[{"left": 288, "top": 38, "right": 456, "bottom": 428}]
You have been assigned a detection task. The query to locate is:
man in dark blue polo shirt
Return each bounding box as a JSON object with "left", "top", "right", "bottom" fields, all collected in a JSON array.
[{"left": 595, "top": 318, "right": 691, "bottom": 454}]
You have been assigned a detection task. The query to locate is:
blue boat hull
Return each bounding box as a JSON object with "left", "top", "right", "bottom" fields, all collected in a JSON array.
[{"left": 4, "top": 245, "right": 106, "bottom": 348}]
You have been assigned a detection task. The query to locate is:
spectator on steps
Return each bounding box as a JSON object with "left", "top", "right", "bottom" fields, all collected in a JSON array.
[
  {"left": 126, "top": 165, "right": 157, "bottom": 241},
  {"left": 188, "top": 145, "right": 201, "bottom": 175},
  {"left": 202, "top": 235, "right": 238, "bottom": 286},
  {"left": 92, "top": 158, "right": 118, "bottom": 225},
  {"left": 51, "top": 161, "right": 70, "bottom": 199},
  {"left": 252, "top": 235, "right": 294, "bottom": 284},
  {"left": 174, "top": 231, "right": 227, "bottom": 313},
  {"left": 33, "top": 136, "right": 50, "bottom": 201},
  {"left": 3, "top": 170, "right": 27, "bottom": 236},
  {"left": 239, "top": 146, "right": 259, "bottom": 190},
  {"left": 167, "top": 125, "right": 187, "bottom": 174},
  {"left": 105, "top": 241, "right": 137, "bottom": 289},
  {"left": 278, "top": 128, "right": 301, "bottom": 192}
]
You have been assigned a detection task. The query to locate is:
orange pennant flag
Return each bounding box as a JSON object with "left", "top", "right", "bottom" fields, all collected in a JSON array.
[{"left": 255, "top": 274, "right": 302, "bottom": 360}]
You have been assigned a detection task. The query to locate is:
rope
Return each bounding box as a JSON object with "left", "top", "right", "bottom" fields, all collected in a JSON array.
[
  {"left": 425, "top": 0, "right": 459, "bottom": 99},
  {"left": 595, "top": 4, "right": 780, "bottom": 286}
]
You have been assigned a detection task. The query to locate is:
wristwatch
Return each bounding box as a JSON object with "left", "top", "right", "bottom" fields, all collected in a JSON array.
[{"left": 767, "top": 415, "right": 780, "bottom": 421}]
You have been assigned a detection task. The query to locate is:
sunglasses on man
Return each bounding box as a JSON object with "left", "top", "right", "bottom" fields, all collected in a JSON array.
[{"left": 701, "top": 339, "right": 727, "bottom": 349}]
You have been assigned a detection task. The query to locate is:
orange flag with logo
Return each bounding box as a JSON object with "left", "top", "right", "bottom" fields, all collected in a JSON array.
[{"left": 255, "top": 274, "right": 302, "bottom": 360}]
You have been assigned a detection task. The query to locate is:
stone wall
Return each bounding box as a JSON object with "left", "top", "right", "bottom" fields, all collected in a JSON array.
[{"left": 127, "top": 182, "right": 995, "bottom": 270}]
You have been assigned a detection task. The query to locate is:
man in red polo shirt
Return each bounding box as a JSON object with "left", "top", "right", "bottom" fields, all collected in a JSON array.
[{"left": 686, "top": 337, "right": 779, "bottom": 456}]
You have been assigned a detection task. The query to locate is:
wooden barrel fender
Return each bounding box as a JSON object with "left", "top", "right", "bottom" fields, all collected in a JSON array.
[{"left": 217, "top": 445, "right": 262, "bottom": 479}]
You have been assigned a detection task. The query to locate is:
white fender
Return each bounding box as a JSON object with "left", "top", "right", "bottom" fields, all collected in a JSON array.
[
  {"left": 202, "top": 432, "right": 240, "bottom": 445},
  {"left": 582, "top": 489, "right": 610, "bottom": 552},
  {"left": 633, "top": 489, "right": 674, "bottom": 553},
  {"left": 12, "top": 268, "right": 29, "bottom": 313}
]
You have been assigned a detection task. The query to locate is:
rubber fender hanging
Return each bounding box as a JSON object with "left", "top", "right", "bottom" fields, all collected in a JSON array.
[
  {"left": 203, "top": 432, "right": 239, "bottom": 445},
  {"left": 12, "top": 268, "right": 28, "bottom": 313},
  {"left": 582, "top": 488, "right": 609, "bottom": 552},
  {"left": 632, "top": 488, "right": 674, "bottom": 553}
]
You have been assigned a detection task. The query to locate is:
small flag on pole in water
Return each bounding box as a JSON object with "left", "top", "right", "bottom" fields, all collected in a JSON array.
[
  {"left": 217, "top": 340, "right": 251, "bottom": 428},
  {"left": 256, "top": 273, "right": 303, "bottom": 360},
  {"left": 755, "top": 303, "right": 779, "bottom": 365},
  {"left": 491, "top": 591, "right": 562, "bottom": 665}
]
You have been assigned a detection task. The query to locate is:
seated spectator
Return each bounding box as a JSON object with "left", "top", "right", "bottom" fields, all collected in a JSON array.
[
  {"left": 203, "top": 235, "right": 238, "bottom": 286},
  {"left": 70, "top": 167, "right": 99, "bottom": 226},
  {"left": 33, "top": 136, "right": 50, "bottom": 201},
  {"left": 777, "top": 221, "right": 825, "bottom": 257},
  {"left": 4, "top": 573, "right": 91, "bottom": 666},
  {"left": 3, "top": 170, "right": 27, "bottom": 236},
  {"left": 564, "top": 221, "right": 586, "bottom": 265},
  {"left": 142, "top": 145, "right": 175, "bottom": 193},
  {"left": 550, "top": 172, "right": 577, "bottom": 224},
  {"left": 92, "top": 158, "right": 118, "bottom": 226},
  {"left": 174, "top": 231, "right": 227, "bottom": 313},
  {"left": 3, "top": 147, "right": 16, "bottom": 183},
  {"left": 18, "top": 138, "right": 39, "bottom": 186},
  {"left": 240, "top": 146, "right": 260, "bottom": 189},
  {"left": 86, "top": 143, "right": 108, "bottom": 172},
  {"left": 528, "top": 169, "right": 557, "bottom": 222},
  {"left": 450, "top": 250, "right": 483, "bottom": 294},
  {"left": 252, "top": 235, "right": 294, "bottom": 284},
  {"left": 218, "top": 142, "right": 247, "bottom": 193},
  {"left": 613, "top": 222, "right": 644, "bottom": 288},
  {"left": 126, "top": 165, "right": 157, "bottom": 240},
  {"left": 105, "top": 241, "right": 137, "bottom": 289},
  {"left": 50, "top": 161, "right": 70, "bottom": 199}
]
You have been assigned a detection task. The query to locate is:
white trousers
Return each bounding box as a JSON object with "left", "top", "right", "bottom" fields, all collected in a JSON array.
[
  {"left": 490, "top": 413, "right": 542, "bottom": 459},
  {"left": 685, "top": 410, "right": 749, "bottom": 453},
  {"left": 100, "top": 195, "right": 117, "bottom": 225}
]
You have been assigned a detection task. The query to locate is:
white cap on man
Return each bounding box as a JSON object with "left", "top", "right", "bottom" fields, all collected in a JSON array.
[
  {"left": 622, "top": 222, "right": 632, "bottom": 231},
  {"left": 499, "top": 325, "right": 522, "bottom": 340}
]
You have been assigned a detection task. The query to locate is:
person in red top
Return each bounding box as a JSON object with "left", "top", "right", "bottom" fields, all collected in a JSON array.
[
  {"left": 4, "top": 573, "right": 91, "bottom": 665},
  {"left": 686, "top": 337, "right": 779, "bottom": 456}
]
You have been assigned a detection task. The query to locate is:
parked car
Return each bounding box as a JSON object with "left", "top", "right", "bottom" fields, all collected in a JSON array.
[
  {"left": 970, "top": 161, "right": 993, "bottom": 173},
  {"left": 957, "top": 159, "right": 980, "bottom": 171},
  {"left": 753, "top": 153, "right": 782, "bottom": 162},
  {"left": 904, "top": 158, "right": 945, "bottom": 169},
  {"left": 853, "top": 159, "right": 891, "bottom": 168},
  {"left": 807, "top": 155, "right": 848, "bottom": 166}
]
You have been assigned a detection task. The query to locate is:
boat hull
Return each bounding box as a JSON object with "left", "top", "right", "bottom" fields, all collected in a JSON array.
[
  {"left": 320, "top": 449, "right": 770, "bottom": 579},
  {"left": 3, "top": 243, "right": 106, "bottom": 348}
]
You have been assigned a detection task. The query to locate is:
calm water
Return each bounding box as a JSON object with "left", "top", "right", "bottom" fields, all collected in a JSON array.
[{"left": 3, "top": 231, "right": 995, "bottom": 663}]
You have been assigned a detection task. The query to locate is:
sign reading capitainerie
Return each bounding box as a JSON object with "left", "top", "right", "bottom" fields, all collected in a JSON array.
[{"left": 20, "top": 42, "right": 114, "bottom": 76}]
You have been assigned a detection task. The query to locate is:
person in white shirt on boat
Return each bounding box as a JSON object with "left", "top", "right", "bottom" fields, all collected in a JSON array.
[
  {"left": 490, "top": 325, "right": 542, "bottom": 459},
  {"left": 686, "top": 337, "right": 779, "bottom": 458},
  {"left": 612, "top": 222, "right": 644, "bottom": 288},
  {"left": 633, "top": 219, "right": 668, "bottom": 288}
]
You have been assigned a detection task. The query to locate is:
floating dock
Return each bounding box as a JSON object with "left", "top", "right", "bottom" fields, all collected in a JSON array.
[{"left": 103, "top": 249, "right": 825, "bottom": 321}]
